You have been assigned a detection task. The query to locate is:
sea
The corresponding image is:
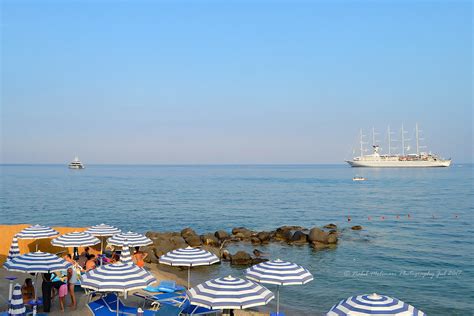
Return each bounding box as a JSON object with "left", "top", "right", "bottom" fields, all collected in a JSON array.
[{"left": 1, "top": 164, "right": 473, "bottom": 315}]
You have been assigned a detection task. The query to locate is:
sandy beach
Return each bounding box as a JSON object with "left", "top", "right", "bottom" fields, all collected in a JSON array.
[{"left": 0, "top": 224, "right": 269, "bottom": 315}]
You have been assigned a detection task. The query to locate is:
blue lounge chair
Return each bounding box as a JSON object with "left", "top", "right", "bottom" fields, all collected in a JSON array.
[
  {"left": 133, "top": 292, "right": 216, "bottom": 315},
  {"left": 87, "top": 293, "right": 177, "bottom": 316},
  {"left": 143, "top": 280, "right": 186, "bottom": 293}
]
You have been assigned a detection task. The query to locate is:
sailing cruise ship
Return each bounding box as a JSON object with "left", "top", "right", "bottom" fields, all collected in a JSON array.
[
  {"left": 346, "top": 124, "right": 451, "bottom": 168},
  {"left": 68, "top": 157, "right": 85, "bottom": 169}
]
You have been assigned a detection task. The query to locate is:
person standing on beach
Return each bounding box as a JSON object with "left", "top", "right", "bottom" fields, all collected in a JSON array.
[
  {"left": 41, "top": 273, "right": 53, "bottom": 312},
  {"left": 66, "top": 267, "right": 77, "bottom": 309},
  {"left": 132, "top": 246, "right": 148, "bottom": 268}
]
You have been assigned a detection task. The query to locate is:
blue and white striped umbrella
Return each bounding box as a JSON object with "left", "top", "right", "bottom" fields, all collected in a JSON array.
[
  {"left": 3, "top": 251, "right": 72, "bottom": 273},
  {"left": 245, "top": 259, "right": 313, "bottom": 314},
  {"left": 7, "top": 236, "right": 20, "bottom": 261},
  {"left": 8, "top": 284, "right": 25, "bottom": 315},
  {"left": 16, "top": 225, "right": 59, "bottom": 240},
  {"left": 189, "top": 275, "right": 274, "bottom": 310},
  {"left": 159, "top": 246, "right": 220, "bottom": 267},
  {"left": 85, "top": 224, "right": 122, "bottom": 237},
  {"left": 245, "top": 259, "right": 313, "bottom": 285},
  {"left": 81, "top": 262, "right": 156, "bottom": 292},
  {"left": 51, "top": 231, "right": 100, "bottom": 247},
  {"left": 159, "top": 246, "right": 220, "bottom": 289},
  {"left": 327, "top": 293, "right": 426, "bottom": 315},
  {"left": 107, "top": 231, "right": 152, "bottom": 247},
  {"left": 120, "top": 244, "right": 133, "bottom": 264}
]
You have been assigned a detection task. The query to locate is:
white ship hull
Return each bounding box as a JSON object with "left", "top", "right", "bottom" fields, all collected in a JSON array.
[{"left": 346, "top": 160, "right": 451, "bottom": 168}]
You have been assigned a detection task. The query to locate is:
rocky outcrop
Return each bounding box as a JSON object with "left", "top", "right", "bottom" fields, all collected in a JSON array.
[
  {"left": 232, "top": 227, "right": 253, "bottom": 239},
  {"left": 308, "top": 227, "right": 338, "bottom": 244},
  {"left": 230, "top": 250, "right": 268, "bottom": 266},
  {"left": 289, "top": 230, "right": 308, "bottom": 244},
  {"left": 230, "top": 251, "right": 253, "bottom": 265},
  {"left": 141, "top": 223, "right": 360, "bottom": 264},
  {"left": 201, "top": 233, "right": 220, "bottom": 247},
  {"left": 181, "top": 227, "right": 202, "bottom": 246},
  {"left": 256, "top": 231, "right": 272, "bottom": 243},
  {"left": 215, "top": 230, "right": 229, "bottom": 240}
]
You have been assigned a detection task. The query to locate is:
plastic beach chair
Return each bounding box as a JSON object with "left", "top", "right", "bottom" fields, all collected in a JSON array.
[
  {"left": 87, "top": 294, "right": 159, "bottom": 316},
  {"left": 143, "top": 281, "right": 186, "bottom": 293}
]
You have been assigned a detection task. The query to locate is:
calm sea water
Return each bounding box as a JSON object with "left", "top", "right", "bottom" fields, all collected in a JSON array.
[{"left": 1, "top": 164, "right": 473, "bottom": 315}]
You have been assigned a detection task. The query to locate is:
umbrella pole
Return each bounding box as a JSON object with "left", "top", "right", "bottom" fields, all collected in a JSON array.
[
  {"left": 116, "top": 292, "right": 119, "bottom": 316},
  {"left": 8, "top": 280, "right": 13, "bottom": 302},
  {"left": 100, "top": 237, "right": 104, "bottom": 266},
  {"left": 276, "top": 285, "right": 280, "bottom": 315},
  {"left": 188, "top": 267, "right": 191, "bottom": 289}
]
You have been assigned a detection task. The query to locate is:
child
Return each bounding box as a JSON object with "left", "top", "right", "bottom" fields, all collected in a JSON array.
[{"left": 58, "top": 283, "right": 68, "bottom": 312}]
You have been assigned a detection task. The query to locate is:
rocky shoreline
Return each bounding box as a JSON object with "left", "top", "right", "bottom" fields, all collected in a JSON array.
[{"left": 143, "top": 224, "right": 363, "bottom": 266}]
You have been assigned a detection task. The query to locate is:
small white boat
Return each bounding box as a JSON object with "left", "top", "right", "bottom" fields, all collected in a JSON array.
[
  {"left": 353, "top": 176, "right": 366, "bottom": 181},
  {"left": 68, "top": 157, "right": 84, "bottom": 169}
]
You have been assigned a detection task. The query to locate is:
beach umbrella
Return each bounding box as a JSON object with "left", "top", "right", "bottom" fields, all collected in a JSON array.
[
  {"left": 51, "top": 231, "right": 100, "bottom": 260},
  {"left": 245, "top": 258, "right": 313, "bottom": 315},
  {"left": 107, "top": 231, "right": 152, "bottom": 247},
  {"left": 120, "top": 243, "right": 133, "bottom": 264},
  {"left": 85, "top": 224, "right": 122, "bottom": 253},
  {"left": 16, "top": 225, "right": 59, "bottom": 251},
  {"left": 189, "top": 275, "right": 274, "bottom": 312},
  {"left": 4, "top": 252, "right": 72, "bottom": 316},
  {"left": 51, "top": 231, "right": 100, "bottom": 247},
  {"left": 159, "top": 246, "right": 220, "bottom": 289},
  {"left": 4, "top": 251, "right": 72, "bottom": 273},
  {"left": 81, "top": 262, "right": 156, "bottom": 316},
  {"left": 8, "top": 284, "right": 26, "bottom": 316},
  {"left": 327, "top": 293, "right": 426, "bottom": 315},
  {"left": 7, "top": 235, "right": 20, "bottom": 261}
]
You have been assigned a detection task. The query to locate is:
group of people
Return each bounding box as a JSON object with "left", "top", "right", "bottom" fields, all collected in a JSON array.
[{"left": 20, "top": 246, "right": 148, "bottom": 313}]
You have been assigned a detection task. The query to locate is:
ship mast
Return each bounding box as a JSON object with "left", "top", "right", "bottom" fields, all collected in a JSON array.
[
  {"left": 415, "top": 123, "right": 419, "bottom": 155},
  {"left": 401, "top": 124, "right": 406, "bottom": 156},
  {"left": 360, "top": 129, "right": 364, "bottom": 157},
  {"left": 387, "top": 125, "right": 391, "bottom": 155}
]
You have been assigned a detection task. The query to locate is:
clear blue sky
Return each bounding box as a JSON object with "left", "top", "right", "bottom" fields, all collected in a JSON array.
[{"left": 1, "top": 0, "right": 472, "bottom": 164}]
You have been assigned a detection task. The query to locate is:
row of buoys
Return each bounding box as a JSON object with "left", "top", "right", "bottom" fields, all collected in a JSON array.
[{"left": 347, "top": 214, "right": 460, "bottom": 221}]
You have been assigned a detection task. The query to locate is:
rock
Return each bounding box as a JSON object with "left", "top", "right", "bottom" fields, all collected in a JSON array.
[
  {"left": 275, "top": 226, "right": 304, "bottom": 241},
  {"left": 142, "top": 246, "right": 159, "bottom": 263},
  {"left": 222, "top": 249, "right": 231, "bottom": 261},
  {"left": 327, "top": 233, "right": 338, "bottom": 244},
  {"left": 201, "top": 233, "right": 220, "bottom": 247},
  {"left": 232, "top": 227, "right": 253, "bottom": 238},
  {"left": 230, "top": 251, "right": 253, "bottom": 265},
  {"left": 251, "top": 237, "right": 261, "bottom": 244},
  {"left": 257, "top": 231, "right": 271, "bottom": 243},
  {"left": 169, "top": 236, "right": 188, "bottom": 249},
  {"left": 351, "top": 225, "right": 363, "bottom": 230},
  {"left": 289, "top": 231, "right": 308, "bottom": 244},
  {"left": 324, "top": 223, "right": 338, "bottom": 230},
  {"left": 181, "top": 227, "right": 197, "bottom": 239},
  {"left": 252, "top": 257, "right": 269, "bottom": 264},
  {"left": 308, "top": 227, "right": 329, "bottom": 243},
  {"left": 185, "top": 235, "right": 202, "bottom": 247},
  {"left": 200, "top": 245, "right": 221, "bottom": 258},
  {"left": 311, "top": 242, "right": 336, "bottom": 250},
  {"left": 215, "top": 230, "right": 229, "bottom": 240},
  {"left": 253, "top": 249, "right": 263, "bottom": 257}
]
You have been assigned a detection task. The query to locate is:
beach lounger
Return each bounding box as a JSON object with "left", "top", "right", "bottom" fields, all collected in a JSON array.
[
  {"left": 134, "top": 291, "right": 187, "bottom": 308},
  {"left": 133, "top": 292, "right": 216, "bottom": 315},
  {"left": 87, "top": 293, "right": 167, "bottom": 316},
  {"left": 143, "top": 280, "right": 186, "bottom": 293}
]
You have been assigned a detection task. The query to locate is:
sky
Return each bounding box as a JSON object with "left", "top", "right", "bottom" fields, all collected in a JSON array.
[{"left": 1, "top": 0, "right": 472, "bottom": 164}]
